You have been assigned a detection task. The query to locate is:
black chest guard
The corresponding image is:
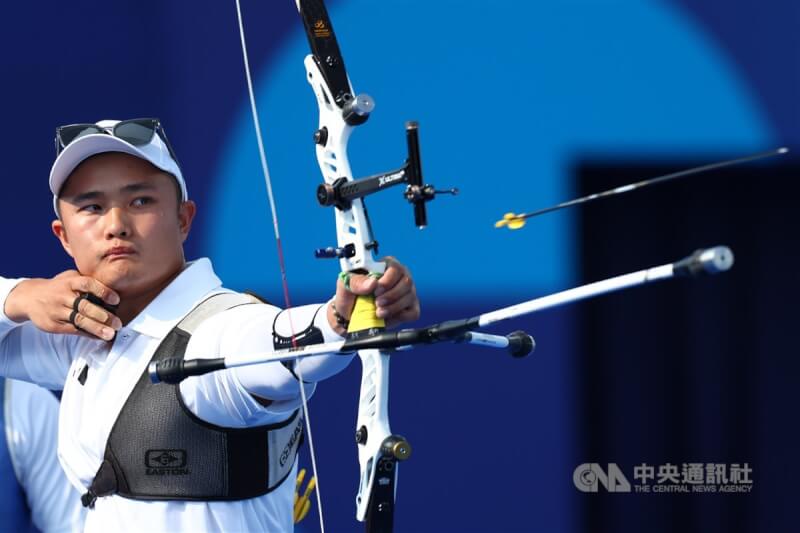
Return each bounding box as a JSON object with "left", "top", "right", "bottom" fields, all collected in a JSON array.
[{"left": 82, "top": 292, "right": 304, "bottom": 508}]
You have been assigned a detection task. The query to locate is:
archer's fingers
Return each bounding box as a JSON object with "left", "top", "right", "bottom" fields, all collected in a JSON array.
[
  {"left": 68, "top": 311, "right": 117, "bottom": 341},
  {"left": 45, "top": 317, "right": 87, "bottom": 337},
  {"left": 384, "top": 305, "right": 421, "bottom": 328},
  {"left": 374, "top": 274, "right": 415, "bottom": 308},
  {"left": 374, "top": 257, "right": 408, "bottom": 296},
  {"left": 76, "top": 297, "right": 122, "bottom": 329},
  {"left": 376, "top": 290, "right": 418, "bottom": 320},
  {"left": 61, "top": 292, "right": 121, "bottom": 329},
  {"left": 68, "top": 276, "right": 120, "bottom": 306},
  {"left": 343, "top": 273, "right": 379, "bottom": 296}
]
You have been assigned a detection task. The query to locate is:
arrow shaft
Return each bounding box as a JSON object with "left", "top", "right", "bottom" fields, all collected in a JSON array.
[{"left": 519, "top": 147, "right": 788, "bottom": 221}]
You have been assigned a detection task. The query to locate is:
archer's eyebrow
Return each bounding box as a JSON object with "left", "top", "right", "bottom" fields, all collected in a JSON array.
[
  {"left": 65, "top": 182, "right": 158, "bottom": 204},
  {"left": 119, "top": 182, "right": 158, "bottom": 194},
  {"left": 67, "top": 190, "right": 104, "bottom": 204}
]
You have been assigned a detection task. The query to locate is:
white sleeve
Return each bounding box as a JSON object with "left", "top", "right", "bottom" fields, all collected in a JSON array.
[
  {"left": 6, "top": 379, "right": 86, "bottom": 533},
  {"left": 179, "top": 302, "right": 354, "bottom": 427},
  {"left": 286, "top": 299, "right": 356, "bottom": 382},
  {"left": 0, "top": 278, "right": 73, "bottom": 389}
]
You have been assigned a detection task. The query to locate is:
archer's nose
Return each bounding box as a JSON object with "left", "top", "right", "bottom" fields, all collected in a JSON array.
[{"left": 105, "top": 207, "right": 131, "bottom": 239}]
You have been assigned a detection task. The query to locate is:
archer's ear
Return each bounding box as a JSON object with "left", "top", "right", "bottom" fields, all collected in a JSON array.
[
  {"left": 178, "top": 200, "right": 197, "bottom": 243},
  {"left": 51, "top": 219, "right": 75, "bottom": 259}
]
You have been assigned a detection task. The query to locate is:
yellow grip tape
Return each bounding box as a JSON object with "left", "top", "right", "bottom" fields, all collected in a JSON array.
[{"left": 348, "top": 294, "right": 385, "bottom": 332}]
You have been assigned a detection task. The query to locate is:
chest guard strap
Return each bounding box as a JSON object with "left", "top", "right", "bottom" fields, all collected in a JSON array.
[{"left": 82, "top": 292, "right": 304, "bottom": 507}]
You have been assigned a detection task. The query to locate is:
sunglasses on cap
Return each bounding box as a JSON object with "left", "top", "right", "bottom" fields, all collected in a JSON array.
[{"left": 54, "top": 117, "right": 180, "bottom": 166}]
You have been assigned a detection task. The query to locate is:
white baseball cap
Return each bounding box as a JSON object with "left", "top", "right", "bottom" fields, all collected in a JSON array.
[{"left": 50, "top": 119, "right": 187, "bottom": 214}]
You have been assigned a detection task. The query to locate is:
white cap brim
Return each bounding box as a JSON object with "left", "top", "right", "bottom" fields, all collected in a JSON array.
[{"left": 50, "top": 128, "right": 187, "bottom": 214}]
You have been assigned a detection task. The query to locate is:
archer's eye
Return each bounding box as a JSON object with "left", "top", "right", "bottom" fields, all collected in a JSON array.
[
  {"left": 79, "top": 204, "right": 102, "bottom": 213},
  {"left": 132, "top": 196, "right": 155, "bottom": 207}
]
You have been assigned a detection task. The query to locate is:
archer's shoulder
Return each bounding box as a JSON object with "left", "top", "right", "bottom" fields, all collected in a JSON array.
[
  {"left": 180, "top": 294, "right": 279, "bottom": 363},
  {"left": 188, "top": 290, "right": 282, "bottom": 346},
  {"left": 214, "top": 288, "right": 283, "bottom": 317}
]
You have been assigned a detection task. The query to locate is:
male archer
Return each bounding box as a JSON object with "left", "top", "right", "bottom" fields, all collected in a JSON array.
[{"left": 0, "top": 118, "right": 419, "bottom": 532}]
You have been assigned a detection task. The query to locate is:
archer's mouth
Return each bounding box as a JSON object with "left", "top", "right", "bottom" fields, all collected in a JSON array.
[{"left": 103, "top": 246, "right": 137, "bottom": 261}]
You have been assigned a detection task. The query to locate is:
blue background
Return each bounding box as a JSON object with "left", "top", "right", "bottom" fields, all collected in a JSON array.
[{"left": 1, "top": 0, "right": 796, "bottom": 531}]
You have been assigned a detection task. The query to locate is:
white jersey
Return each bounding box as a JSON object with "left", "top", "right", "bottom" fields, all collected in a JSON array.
[{"left": 0, "top": 258, "right": 349, "bottom": 532}]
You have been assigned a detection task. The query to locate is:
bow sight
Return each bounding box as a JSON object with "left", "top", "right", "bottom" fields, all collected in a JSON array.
[{"left": 315, "top": 121, "right": 458, "bottom": 236}]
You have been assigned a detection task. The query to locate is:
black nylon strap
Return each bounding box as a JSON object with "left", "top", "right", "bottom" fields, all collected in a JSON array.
[
  {"left": 68, "top": 309, "right": 80, "bottom": 329},
  {"left": 69, "top": 294, "right": 86, "bottom": 331},
  {"left": 272, "top": 307, "right": 324, "bottom": 383},
  {"left": 82, "top": 460, "right": 118, "bottom": 508},
  {"left": 83, "top": 292, "right": 120, "bottom": 315},
  {"left": 70, "top": 293, "right": 120, "bottom": 334},
  {"left": 72, "top": 295, "right": 85, "bottom": 312}
]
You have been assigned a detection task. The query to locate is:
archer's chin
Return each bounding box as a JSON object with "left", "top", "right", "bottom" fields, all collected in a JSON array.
[{"left": 95, "top": 261, "right": 142, "bottom": 292}]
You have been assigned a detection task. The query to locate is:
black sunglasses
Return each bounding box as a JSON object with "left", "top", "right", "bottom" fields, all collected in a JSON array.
[{"left": 54, "top": 118, "right": 180, "bottom": 167}]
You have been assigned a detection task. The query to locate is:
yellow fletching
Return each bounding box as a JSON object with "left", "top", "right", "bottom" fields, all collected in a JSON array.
[
  {"left": 293, "top": 470, "right": 316, "bottom": 524},
  {"left": 294, "top": 499, "right": 311, "bottom": 523},
  {"left": 494, "top": 212, "right": 526, "bottom": 230},
  {"left": 303, "top": 476, "right": 317, "bottom": 498}
]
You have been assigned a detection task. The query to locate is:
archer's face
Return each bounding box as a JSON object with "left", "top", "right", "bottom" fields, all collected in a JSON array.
[{"left": 52, "top": 152, "right": 195, "bottom": 296}]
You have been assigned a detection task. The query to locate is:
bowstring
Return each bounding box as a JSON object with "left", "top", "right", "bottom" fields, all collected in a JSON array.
[{"left": 234, "top": 2, "right": 325, "bottom": 531}]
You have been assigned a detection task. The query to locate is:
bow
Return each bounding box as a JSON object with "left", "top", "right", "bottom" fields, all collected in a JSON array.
[
  {"left": 296, "top": 2, "right": 409, "bottom": 531},
  {"left": 234, "top": 0, "right": 449, "bottom": 531},
  {"left": 293, "top": 1, "right": 463, "bottom": 530}
]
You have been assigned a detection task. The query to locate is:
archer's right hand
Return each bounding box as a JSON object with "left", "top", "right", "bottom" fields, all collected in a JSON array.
[{"left": 4, "top": 270, "right": 121, "bottom": 341}]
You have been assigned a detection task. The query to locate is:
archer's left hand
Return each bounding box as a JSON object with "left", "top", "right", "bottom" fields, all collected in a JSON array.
[{"left": 328, "top": 256, "right": 420, "bottom": 335}]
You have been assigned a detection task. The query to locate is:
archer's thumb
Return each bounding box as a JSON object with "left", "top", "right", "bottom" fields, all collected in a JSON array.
[{"left": 346, "top": 274, "right": 379, "bottom": 296}]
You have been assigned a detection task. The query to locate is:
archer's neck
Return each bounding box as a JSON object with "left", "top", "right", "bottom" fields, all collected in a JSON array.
[{"left": 115, "top": 265, "right": 185, "bottom": 325}]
